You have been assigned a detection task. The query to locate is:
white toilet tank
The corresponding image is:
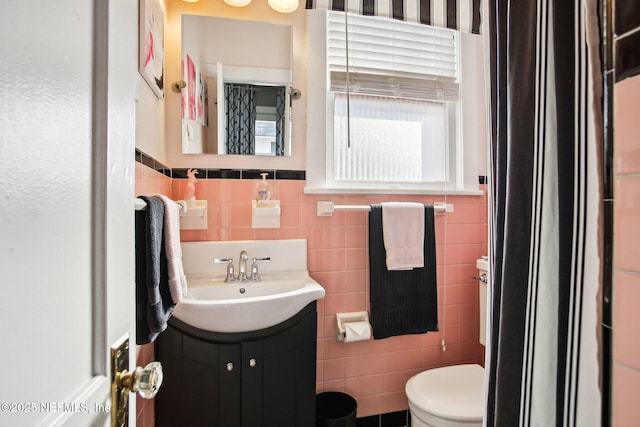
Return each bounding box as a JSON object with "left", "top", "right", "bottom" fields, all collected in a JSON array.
[{"left": 476, "top": 256, "right": 489, "bottom": 346}]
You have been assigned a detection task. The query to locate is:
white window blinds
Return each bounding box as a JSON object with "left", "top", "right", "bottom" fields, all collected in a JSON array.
[
  {"left": 327, "top": 11, "right": 459, "bottom": 102},
  {"left": 333, "top": 93, "right": 448, "bottom": 183}
]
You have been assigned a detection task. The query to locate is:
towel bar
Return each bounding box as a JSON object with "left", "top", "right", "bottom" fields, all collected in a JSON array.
[
  {"left": 316, "top": 201, "right": 453, "bottom": 217},
  {"left": 135, "top": 198, "right": 186, "bottom": 212}
]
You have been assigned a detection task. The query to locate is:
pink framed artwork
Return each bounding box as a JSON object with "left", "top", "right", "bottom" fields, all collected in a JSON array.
[
  {"left": 139, "top": 0, "right": 164, "bottom": 99},
  {"left": 186, "top": 54, "right": 196, "bottom": 120}
]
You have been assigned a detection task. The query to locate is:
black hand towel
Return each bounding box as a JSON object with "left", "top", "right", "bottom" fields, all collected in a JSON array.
[
  {"left": 135, "top": 196, "right": 176, "bottom": 344},
  {"left": 368, "top": 204, "right": 439, "bottom": 339}
]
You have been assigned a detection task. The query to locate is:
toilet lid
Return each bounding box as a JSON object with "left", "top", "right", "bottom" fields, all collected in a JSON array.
[{"left": 405, "top": 364, "right": 484, "bottom": 421}]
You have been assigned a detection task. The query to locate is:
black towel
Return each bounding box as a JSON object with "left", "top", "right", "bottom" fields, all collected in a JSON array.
[
  {"left": 368, "top": 204, "right": 438, "bottom": 339},
  {"left": 135, "top": 196, "right": 176, "bottom": 344}
]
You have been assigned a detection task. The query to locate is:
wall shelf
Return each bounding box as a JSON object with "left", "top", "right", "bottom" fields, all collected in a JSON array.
[{"left": 180, "top": 200, "right": 208, "bottom": 230}]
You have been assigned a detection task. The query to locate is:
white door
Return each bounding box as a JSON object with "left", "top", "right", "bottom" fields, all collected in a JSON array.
[{"left": 0, "top": 0, "right": 140, "bottom": 426}]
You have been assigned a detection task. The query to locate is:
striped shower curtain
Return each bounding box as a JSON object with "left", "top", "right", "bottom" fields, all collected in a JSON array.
[{"left": 487, "top": 0, "right": 603, "bottom": 425}]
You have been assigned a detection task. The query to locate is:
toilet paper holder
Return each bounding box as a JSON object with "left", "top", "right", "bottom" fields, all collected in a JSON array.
[{"left": 336, "top": 311, "right": 370, "bottom": 341}]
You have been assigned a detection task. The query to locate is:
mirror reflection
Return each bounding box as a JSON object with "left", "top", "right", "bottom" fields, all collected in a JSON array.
[
  {"left": 181, "top": 15, "right": 293, "bottom": 156},
  {"left": 224, "top": 83, "right": 289, "bottom": 156}
]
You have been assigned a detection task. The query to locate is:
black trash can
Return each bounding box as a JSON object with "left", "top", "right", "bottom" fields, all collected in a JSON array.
[{"left": 316, "top": 391, "right": 357, "bottom": 427}]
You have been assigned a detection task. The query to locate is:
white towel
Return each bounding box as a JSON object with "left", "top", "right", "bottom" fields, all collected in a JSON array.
[
  {"left": 381, "top": 202, "right": 424, "bottom": 270},
  {"left": 155, "top": 194, "right": 188, "bottom": 303}
]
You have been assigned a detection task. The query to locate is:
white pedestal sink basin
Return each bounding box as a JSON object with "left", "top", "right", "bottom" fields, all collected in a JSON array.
[{"left": 173, "top": 239, "right": 325, "bottom": 333}]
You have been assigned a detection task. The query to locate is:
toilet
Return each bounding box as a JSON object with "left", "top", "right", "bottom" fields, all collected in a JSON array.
[{"left": 405, "top": 257, "right": 489, "bottom": 427}]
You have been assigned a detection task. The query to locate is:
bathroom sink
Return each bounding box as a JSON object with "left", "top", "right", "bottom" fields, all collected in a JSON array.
[{"left": 172, "top": 272, "right": 325, "bottom": 333}]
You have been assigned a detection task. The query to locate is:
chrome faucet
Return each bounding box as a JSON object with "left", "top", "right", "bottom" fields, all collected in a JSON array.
[
  {"left": 250, "top": 257, "right": 271, "bottom": 281},
  {"left": 218, "top": 251, "right": 269, "bottom": 282},
  {"left": 214, "top": 257, "right": 236, "bottom": 282},
  {"left": 237, "top": 250, "right": 249, "bottom": 282}
]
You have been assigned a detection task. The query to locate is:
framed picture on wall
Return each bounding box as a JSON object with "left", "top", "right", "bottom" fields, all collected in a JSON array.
[
  {"left": 139, "top": 0, "right": 164, "bottom": 99},
  {"left": 186, "top": 54, "right": 196, "bottom": 120}
]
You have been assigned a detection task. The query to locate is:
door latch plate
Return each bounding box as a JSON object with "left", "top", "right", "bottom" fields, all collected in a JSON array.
[{"left": 110, "top": 334, "right": 130, "bottom": 427}]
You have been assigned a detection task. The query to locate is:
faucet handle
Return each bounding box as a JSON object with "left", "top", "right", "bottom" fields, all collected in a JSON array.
[
  {"left": 214, "top": 257, "right": 236, "bottom": 282},
  {"left": 250, "top": 257, "right": 270, "bottom": 281}
]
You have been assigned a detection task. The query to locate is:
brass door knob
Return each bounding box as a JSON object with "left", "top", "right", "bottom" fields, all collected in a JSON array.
[
  {"left": 118, "top": 361, "right": 163, "bottom": 399},
  {"left": 111, "top": 336, "right": 163, "bottom": 427}
]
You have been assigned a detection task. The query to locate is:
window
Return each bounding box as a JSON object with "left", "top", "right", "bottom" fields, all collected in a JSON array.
[
  {"left": 306, "top": 10, "right": 486, "bottom": 194},
  {"left": 334, "top": 93, "right": 449, "bottom": 183},
  {"left": 255, "top": 119, "right": 277, "bottom": 156}
]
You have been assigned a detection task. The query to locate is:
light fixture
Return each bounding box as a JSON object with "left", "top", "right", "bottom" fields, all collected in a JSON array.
[
  {"left": 224, "top": 0, "right": 253, "bottom": 7},
  {"left": 267, "top": 0, "right": 299, "bottom": 13},
  {"left": 222, "top": 0, "right": 299, "bottom": 13},
  {"left": 181, "top": 0, "right": 201, "bottom": 2}
]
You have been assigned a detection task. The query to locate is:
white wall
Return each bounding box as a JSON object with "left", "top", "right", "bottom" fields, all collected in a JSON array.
[
  {"left": 136, "top": 0, "right": 168, "bottom": 164},
  {"left": 460, "top": 32, "right": 489, "bottom": 179}
]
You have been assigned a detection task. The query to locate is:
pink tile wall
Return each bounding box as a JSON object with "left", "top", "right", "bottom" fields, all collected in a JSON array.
[
  {"left": 613, "top": 75, "right": 640, "bottom": 426},
  {"left": 135, "top": 162, "right": 172, "bottom": 198},
  {"left": 173, "top": 177, "right": 488, "bottom": 418},
  {"left": 134, "top": 162, "right": 172, "bottom": 427}
]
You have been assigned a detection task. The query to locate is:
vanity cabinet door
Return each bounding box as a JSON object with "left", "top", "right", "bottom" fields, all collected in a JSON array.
[
  {"left": 239, "top": 307, "right": 316, "bottom": 426},
  {"left": 241, "top": 340, "right": 264, "bottom": 427},
  {"left": 156, "top": 327, "right": 242, "bottom": 427},
  {"left": 259, "top": 306, "right": 317, "bottom": 427},
  {"left": 155, "top": 325, "right": 183, "bottom": 427},
  {"left": 217, "top": 343, "right": 243, "bottom": 427},
  {"left": 184, "top": 336, "right": 242, "bottom": 427},
  {"left": 156, "top": 303, "right": 317, "bottom": 426}
]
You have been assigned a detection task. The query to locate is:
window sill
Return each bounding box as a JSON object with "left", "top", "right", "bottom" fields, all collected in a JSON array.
[{"left": 303, "top": 186, "right": 485, "bottom": 196}]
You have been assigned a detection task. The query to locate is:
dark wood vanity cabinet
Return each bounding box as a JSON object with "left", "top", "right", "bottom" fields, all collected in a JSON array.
[{"left": 155, "top": 302, "right": 317, "bottom": 427}]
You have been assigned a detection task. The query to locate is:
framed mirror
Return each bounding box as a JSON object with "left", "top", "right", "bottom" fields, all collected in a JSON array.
[{"left": 180, "top": 14, "right": 293, "bottom": 156}]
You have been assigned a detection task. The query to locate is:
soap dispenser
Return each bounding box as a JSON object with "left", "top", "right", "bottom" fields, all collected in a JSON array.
[
  {"left": 252, "top": 173, "right": 280, "bottom": 228},
  {"left": 256, "top": 173, "right": 272, "bottom": 206}
]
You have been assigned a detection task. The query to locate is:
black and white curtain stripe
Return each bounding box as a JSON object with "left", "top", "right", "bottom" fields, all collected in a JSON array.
[
  {"left": 225, "top": 85, "right": 256, "bottom": 155},
  {"left": 488, "top": 0, "right": 602, "bottom": 425},
  {"left": 305, "top": 0, "right": 481, "bottom": 34}
]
